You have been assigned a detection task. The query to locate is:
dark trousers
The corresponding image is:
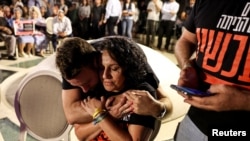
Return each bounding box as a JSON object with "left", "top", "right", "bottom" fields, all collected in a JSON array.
[
  {"left": 107, "top": 16, "right": 119, "bottom": 36},
  {"left": 91, "top": 21, "right": 105, "bottom": 39},
  {"left": 79, "top": 18, "right": 90, "bottom": 39},
  {"left": 52, "top": 34, "right": 72, "bottom": 51},
  {"left": 146, "top": 20, "right": 159, "bottom": 46},
  {"left": 157, "top": 20, "right": 175, "bottom": 50}
]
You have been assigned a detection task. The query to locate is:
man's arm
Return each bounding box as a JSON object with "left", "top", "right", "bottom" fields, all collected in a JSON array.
[
  {"left": 120, "top": 84, "right": 172, "bottom": 120},
  {"left": 64, "top": 18, "right": 72, "bottom": 36},
  {"left": 155, "top": 84, "right": 172, "bottom": 119},
  {"left": 174, "top": 27, "right": 197, "bottom": 68},
  {"left": 62, "top": 89, "right": 92, "bottom": 124},
  {"left": 154, "top": 0, "right": 162, "bottom": 13}
]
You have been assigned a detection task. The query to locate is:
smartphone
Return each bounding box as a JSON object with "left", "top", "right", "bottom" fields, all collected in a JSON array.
[{"left": 170, "top": 84, "right": 213, "bottom": 97}]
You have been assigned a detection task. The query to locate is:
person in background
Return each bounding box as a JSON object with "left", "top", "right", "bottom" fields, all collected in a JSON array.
[
  {"left": 0, "top": 0, "right": 12, "bottom": 6},
  {"left": 136, "top": 0, "right": 148, "bottom": 34},
  {"left": 28, "top": 0, "right": 43, "bottom": 9},
  {"left": 145, "top": 0, "right": 162, "bottom": 47},
  {"left": 175, "top": 0, "right": 195, "bottom": 38},
  {"left": 59, "top": 0, "right": 68, "bottom": 15},
  {"left": 174, "top": 0, "right": 250, "bottom": 140},
  {"left": 0, "top": 7, "right": 17, "bottom": 60},
  {"left": 78, "top": 0, "right": 91, "bottom": 39},
  {"left": 90, "top": 0, "right": 106, "bottom": 39},
  {"left": 55, "top": 36, "right": 172, "bottom": 140},
  {"left": 14, "top": 0, "right": 24, "bottom": 8},
  {"left": 156, "top": 0, "right": 179, "bottom": 52},
  {"left": 40, "top": 5, "right": 49, "bottom": 18},
  {"left": 179, "top": 0, "right": 195, "bottom": 22},
  {"left": 30, "top": 6, "right": 48, "bottom": 57},
  {"left": 51, "top": 9, "right": 72, "bottom": 51},
  {"left": 103, "top": 0, "right": 122, "bottom": 35},
  {"left": 3, "top": 5, "right": 13, "bottom": 26},
  {"left": 116, "top": 0, "right": 123, "bottom": 36},
  {"left": 66, "top": 2, "right": 79, "bottom": 37},
  {"left": 12, "top": 7, "right": 35, "bottom": 57},
  {"left": 51, "top": 4, "right": 59, "bottom": 17},
  {"left": 40, "top": 0, "right": 54, "bottom": 17},
  {"left": 121, "top": 0, "right": 135, "bottom": 38}
]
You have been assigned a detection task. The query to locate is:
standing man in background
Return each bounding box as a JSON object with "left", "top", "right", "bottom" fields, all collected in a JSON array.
[
  {"left": 91, "top": 0, "right": 106, "bottom": 39},
  {"left": 52, "top": 10, "right": 72, "bottom": 51},
  {"left": 145, "top": 0, "right": 163, "bottom": 47},
  {"left": 157, "top": 0, "right": 179, "bottom": 52},
  {"left": 174, "top": 0, "right": 250, "bottom": 140},
  {"left": 103, "top": 0, "right": 122, "bottom": 35}
]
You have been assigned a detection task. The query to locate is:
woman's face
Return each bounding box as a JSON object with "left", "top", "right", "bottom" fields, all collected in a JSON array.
[
  {"left": 31, "top": 10, "right": 37, "bottom": 19},
  {"left": 100, "top": 50, "right": 125, "bottom": 92},
  {"left": 14, "top": 10, "right": 22, "bottom": 19}
]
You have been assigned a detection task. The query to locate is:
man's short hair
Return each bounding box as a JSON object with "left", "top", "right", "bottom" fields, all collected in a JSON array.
[{"left": 56, "top": 37, "right": 98, "bottom": 79}]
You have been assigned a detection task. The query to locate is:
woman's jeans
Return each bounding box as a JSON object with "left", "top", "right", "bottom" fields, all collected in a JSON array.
[{"left": 122, "top": 18, "right": 133, "bottom": 38}]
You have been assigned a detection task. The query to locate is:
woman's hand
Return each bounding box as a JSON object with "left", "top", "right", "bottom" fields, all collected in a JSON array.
[{"left": 81, "top": 96, "right": 106, "bottom": 116}]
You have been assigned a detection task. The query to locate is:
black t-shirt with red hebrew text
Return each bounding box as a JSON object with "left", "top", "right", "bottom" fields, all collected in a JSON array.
[{"left": 184, "top": 0, "right": 250, "bottom": 135}]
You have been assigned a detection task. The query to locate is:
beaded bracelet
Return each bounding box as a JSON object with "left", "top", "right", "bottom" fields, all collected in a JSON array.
[
  {"left": 93, "top": 111, "right": 108, "bottom": 125},
  {"left": 92, "top": 108, "right": 103, "bottom": 118}
]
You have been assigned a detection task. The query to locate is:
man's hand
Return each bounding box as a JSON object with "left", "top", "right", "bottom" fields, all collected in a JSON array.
[
  {"left": 184, "top": 84, "right": 250, "bottom": 112},
  {"left": 1, "top": 27, "right": 12, "bottom": 35},
  {"left": 103, "top": 19, "right": 107, "bottom": 24},
  {"left": 178, "top": 63, "right": 199, "bottom": 89},
  {"left": 124, "top": 90, "right": 160, "bottom": 116},
  {"left": 58, "top": 32, "right": 67, "bottom": 37}
]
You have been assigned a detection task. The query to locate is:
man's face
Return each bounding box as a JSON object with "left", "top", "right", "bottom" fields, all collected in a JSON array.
[
  {"left": 4, "top": 8, "right": 11, "bottom": 17},
  {"left": 66, "top": 67, "right": 99, "bottom": 93},
  {"left": 58, "top": 12, "right": 64, "bottom": 20}
]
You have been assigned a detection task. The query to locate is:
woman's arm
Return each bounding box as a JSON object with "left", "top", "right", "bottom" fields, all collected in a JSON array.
[
  {"left": 81, "top": 96, "right": 154, "bottom": 141},
  {"left": 74, "top": 123, "right": 102, "bottom": 141}
]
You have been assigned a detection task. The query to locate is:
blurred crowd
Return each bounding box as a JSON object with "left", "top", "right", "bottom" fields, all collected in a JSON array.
[{"left": 0, "top": 0, "right": 194, "bottom": 60}]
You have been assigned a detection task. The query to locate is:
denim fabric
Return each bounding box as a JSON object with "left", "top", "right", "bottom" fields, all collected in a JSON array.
[
  {"left": 122, "top": 18, "right": 133, "bottom": 38},
  {"left": 174, "top": 115, "right": 208, "bottom": 141}
]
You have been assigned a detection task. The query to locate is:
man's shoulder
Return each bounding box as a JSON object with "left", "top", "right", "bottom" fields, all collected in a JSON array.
[{"left": 62, "top": 16, "right": 71, "bottom": 22}]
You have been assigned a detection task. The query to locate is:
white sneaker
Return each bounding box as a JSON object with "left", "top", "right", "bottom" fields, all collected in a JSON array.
[
  {"left": 19, "top": 52, "right": 28, "bottom": 58},
  {"left": 23, "top": 52, "right": 28, "bottom": 58},
  {"left": 28, "top": 53, "right": 33, "bottom": 57}
]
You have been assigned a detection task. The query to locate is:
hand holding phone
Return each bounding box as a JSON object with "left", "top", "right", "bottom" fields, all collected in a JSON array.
[{"left": 170, "top": 84, "right": 213, "bottom": 97}]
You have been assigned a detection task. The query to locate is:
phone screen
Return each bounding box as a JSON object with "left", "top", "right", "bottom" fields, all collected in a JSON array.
[{"left": 170, "top": 84, "right": 212, "bottom": 97}]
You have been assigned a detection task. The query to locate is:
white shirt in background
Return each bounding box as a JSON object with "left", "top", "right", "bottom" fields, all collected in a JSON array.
[
  {"left": 105, "top": 0, "right": 122, "bottom": 20},
  {"left": 147, "top": 0, "right": 163, "bottom": 21},
  {"left": 161, "top": 1, "right": 179, "bottom": 21}
]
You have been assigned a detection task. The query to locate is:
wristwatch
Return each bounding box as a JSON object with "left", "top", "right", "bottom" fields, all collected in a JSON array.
[{"left": 156, "top": 104, "right": 167, "bottom": 119}]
